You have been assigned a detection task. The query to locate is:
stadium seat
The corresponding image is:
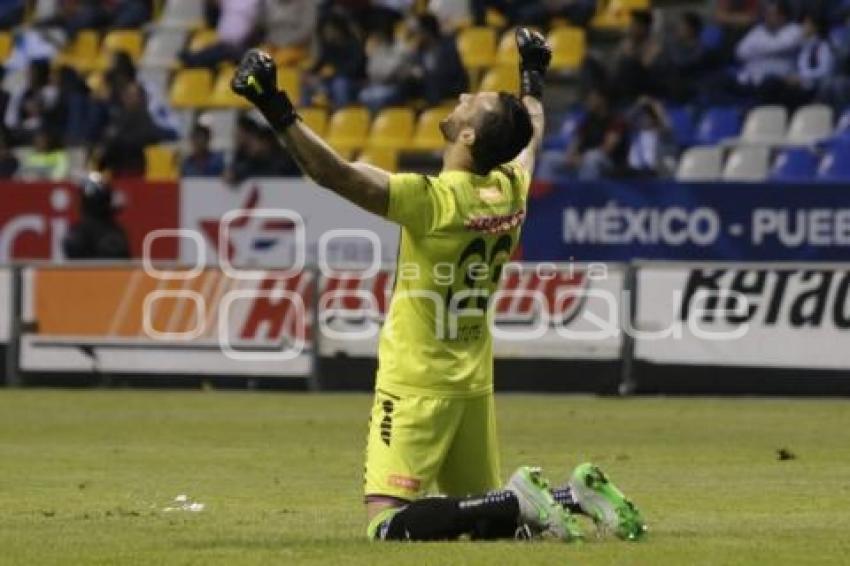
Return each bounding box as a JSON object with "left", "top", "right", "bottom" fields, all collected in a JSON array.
[
  {"left": 676, "top": 146, "right": 723, "bottom": 181},
  {"left": 411, "top": 106, "right": 454, "bottom": 152},
  {"left": 786, "top": 104, "right": 833, "bottom": 145},
  {"left": 547, "top": 27, "right": 585, "bottom": 70},
  {"left": 818, "top": 144, "right": 850, "bottom": 180},
  {"left": 666, "top": 106, "right": 696, "bottom": 147},
  {"left": 367, "top": 107, "right": 415, "bottom": 151},
  {"left": 0, "top": 32, "right": 12, "bottom": 62},
  {"left": 696, "top": 106, "right": 742, "bottom": 145},
  {"left": 144, "top": 144, "right": 179, "bottom": 181},
  {"left": 189, "top": 28, "right": 219, "bottom": 52},
  {"left": 33, "top": 0, "right": 58, "bottom": 20},
  {"left": 722, "top": 146, "right": 769, "bottom": 182},
  {"left": 299, "top": 107, "right": 328, "bottom": 137},
  {"left": 836, "top": 108, "right": 850, "bottom": 137},
  {"left": 209, "top": 66, "right": 251, "bottom": 108},
  {"left": 142, "top": 29, "right": 187, "bottom": 69},
  {"left": 740, "top": 105, "right": 787, "bottom": 143},
  {"left": 480, "top": 65, "right": 519, "bottom": 93},
  {"left": 57, "top": 30, "right": 99, "bottom": 72},
  {"left": 276, "top": 67, "right": 300, "bottom": 106},
  {"left": 169, "top": 68, "right": 213, "bottom": 109},
  {"left": 496, "top": 29, "right": 520, "bottom": 66},
  {"left": 326, "top": 106, "right": 370, "bottom": 156},
  {"left": 770, "top": 148, "right": 819, "bottom": 181},
  {"left": 591, "top": 0, "right": 633, "bottom": 30},
  {"left": 102, "top": 30, "right": 143, "bottom": 60},
  {"left": 160, "top": 0, "right": 204, "bottom": 28},
  {"left": 457, "top": 27, "right": 496, "bottom": 70},
  {"left": 358, "top": 147, "right": 399, "bottom": 172}
]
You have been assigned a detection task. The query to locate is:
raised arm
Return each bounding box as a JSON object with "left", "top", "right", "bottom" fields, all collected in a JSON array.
[
  {"left": 231, "top": 49, "right": 390, "bottom": 217},
  {"left": 514, "top": 28, "right": 551, "bottom": 174}
]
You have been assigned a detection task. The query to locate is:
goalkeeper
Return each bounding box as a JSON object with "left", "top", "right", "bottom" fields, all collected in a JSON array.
[{"left": 232, "top": 28, "right": 645, "bottom": 542}]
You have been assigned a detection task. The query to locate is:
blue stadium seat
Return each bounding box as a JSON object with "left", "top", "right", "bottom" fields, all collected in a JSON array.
[
  {"left": 770, "top": 148, "right": 819, "bottom": 181},
  {"left": 835, "top": 108, "right": 850, "bottom": 137},
  {"left": 542, "top": 110, "right": 585, "bottom": 151},
  {"left": 696, "top": 106, "right": 742, "bottom": 145},
  {"left": 666, "top": 106, "right": 695, "bottom": 147},
  {"left": 818, "top": 144, "right": 850, "bottom": 180}
]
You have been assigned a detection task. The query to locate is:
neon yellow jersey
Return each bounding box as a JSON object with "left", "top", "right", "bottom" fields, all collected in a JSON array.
[{"left": 377, "top": 163, "right": 531, "bottom": 398}]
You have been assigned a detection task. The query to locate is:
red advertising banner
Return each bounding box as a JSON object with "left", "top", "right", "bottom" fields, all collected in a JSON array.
[{"left": 0, "top": 180, "right": 179, "bottom": 261}]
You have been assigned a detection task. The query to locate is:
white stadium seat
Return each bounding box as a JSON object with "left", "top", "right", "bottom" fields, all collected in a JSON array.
[
  {"left": 198, "top": 109, "right": 238, "bottom": 151},
  {"left": 34, "top": 0, "right": 58, "bottom": 20},
  {"left": 786, "top": 104, "right": 834, "bottom": 145},
  {"left": 676, "top": 146, "right": 723, "bottom": 181},
  {"left": 722, "top": 146, "right": 770, "bottom": 182},
  {"left": 141, "top": 29, "right": 187, "bottom": 69},
  {"left": 740, "top": 105, "right": 788, "bottom": 144}
]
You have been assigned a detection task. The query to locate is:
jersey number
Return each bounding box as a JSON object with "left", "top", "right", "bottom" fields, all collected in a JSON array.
[{"left": 445, "top": 235, "right": 512, "bottom": 312}]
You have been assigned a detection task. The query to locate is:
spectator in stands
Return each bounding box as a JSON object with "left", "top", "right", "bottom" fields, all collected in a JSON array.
[
  {"left": 668, "top": 11, "right": 712, "bottom": 102},
  {"left": 624, "top": 97, "right": 675, "bottom": 179},
  {"left": 301, "top": 14, "right": 365, "bottom": 107},
  {"left": 93, "top": 82, "right": 167, "bottom": 178},
  {"left": 262, "top": 0, "right": 319, "bottom": 64},
  {"left": 181, "top": 124, "right": 225, "bottom": 177},
  {"left": 758, "top": 11, "right": 834, "bottom": 108},
  {"left": 180, "top": 0, "right": 261, "bottom": 68},
  {"left": 611, "top": 10, "right": 666, "bottom": 100},
  {"left": 403, "top": 13, "right": 468, "bottom": 106},
  {"left": 358, "top": 28, "right": 410, "bottom": 112},
  {"left": 108, "top": 0, "right": 152, "bottom": 29},
  {"left": 713, "top": 0, "right": 761, "bottom": 51},
  {"left": 17, "top": 128, "right": 69, "bottom": 181},
  {"left": 0, "top": 133, "right": 19, "bottom": 178},
  {"left": 225, "top": 114, "right": 299, "bottom": 184},
  {"left": 0, "top": 0, "right": 25, "bottom": 29},
  {"left": 5, "top": 58, "right": 51, "bottom": 145},
  {"left": 63, "top": 173, "right": 130, "bottom": 260},
  {"left": 429, "top": 0, "right": 471, "bottom": 32},
  {"left": 735, "top": 0, "right": 803, "bottom": 88},
  {"left": 536, "top": 85, "right": 628, "bottom": 181}
]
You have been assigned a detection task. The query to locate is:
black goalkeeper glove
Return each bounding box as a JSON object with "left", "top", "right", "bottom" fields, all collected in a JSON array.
[
  {"left": 515, "top": 27, "right": 552, "bottom": 100},
  {"left": 231, "top": 48, "right": 299, "bottom": 131}
]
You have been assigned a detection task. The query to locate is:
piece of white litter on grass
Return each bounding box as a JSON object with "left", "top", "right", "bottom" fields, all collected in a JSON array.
[
  {"left": 174, "top": 494, "right": 188, "bottom": 503},
  {"left": 187, "top": 503, "right": 205, "bottom": 512}
]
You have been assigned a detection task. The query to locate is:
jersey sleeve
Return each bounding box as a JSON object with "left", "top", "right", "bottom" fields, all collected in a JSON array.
[
  {"left": 506, "top": 161, "right": 532, "bottom": 200},
  {"left": 387, "top": 173, "right": 452, "bottom": 236}
]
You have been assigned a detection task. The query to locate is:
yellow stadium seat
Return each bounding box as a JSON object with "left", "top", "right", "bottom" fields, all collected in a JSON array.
[
  {"left": 277, "top": 66, "right": 301, "bottom": 105},
  {"left": 496, "top": 30, "right": 519, "bottom": 66},
  {"left": 592, "top": 0, "right": 633, "bottom": 30},
  {"left": 189, "top": 28, "right": 218, "bottom": 52},
  {"left": 145, "top": 145, "right": 179, "bottom": 181},
  {"left": 548, "top": 27, "right": 586, "bottom": 70},
  {"left": 57, "top": 30, "right": 99, "bottom": 72},
  {"left": 621, "top": 0, "right": 650, "bottom": 9},
  {"left": 209, "top": 65, "right": 251, "bottom": 108},
  {"left": 367, "top": 107, "right": 415, "bottom": 151},
  {"left": 326, "top": 107, "right": 370, "bottom": 156},
  {"left": 0, "top": 32, "right": 12, "bottom": 62},
  {"left": 299, "top": 107, "right": 328, "bottom": 136},
  {"left": 358, "top": 148, "right": 398, "bottom": 172},
  {"left": 457, "top": 27, "right": 496, "bottom": 70},
  {"left": 411, "top": 106, "right": 453, "bottom": 152},
  {"left": 479, "top": 65, "right": 519, "bottom": 93},
  {"left": 169, "top": 68, "right": 213, "bottom": 108}
]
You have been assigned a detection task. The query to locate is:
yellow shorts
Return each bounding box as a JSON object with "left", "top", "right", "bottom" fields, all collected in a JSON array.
[{"left": 364, "top": 389, "right": 501, "bottom": 501}]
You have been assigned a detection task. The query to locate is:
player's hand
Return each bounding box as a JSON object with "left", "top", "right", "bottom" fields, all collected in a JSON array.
[
  {"left": 515, "top": 28, "right": 551, "bottom": 100},
  {"left": 231, "top": 49, "right": 298, "bottom": 130}
]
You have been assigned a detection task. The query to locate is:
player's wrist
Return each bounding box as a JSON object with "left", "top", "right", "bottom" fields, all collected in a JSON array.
[
  {"left": 520, "top": 68, "right": 546, "bottom": 100},
  {"left": 255, "top": 90, "right": 300, "bottom": 132}
]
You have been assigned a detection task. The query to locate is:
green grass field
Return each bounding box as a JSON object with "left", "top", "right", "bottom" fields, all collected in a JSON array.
[{"left": 1, "top": 390, "right": 849, "bottom": 565}]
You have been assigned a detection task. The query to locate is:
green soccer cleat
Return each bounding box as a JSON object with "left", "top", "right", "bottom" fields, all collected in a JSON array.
[
  {"left": 506, "top": 466, "right": 583, "bottom": 542},
  {"left": 568, "top": 463, "right": 647, "bottom": 541}
]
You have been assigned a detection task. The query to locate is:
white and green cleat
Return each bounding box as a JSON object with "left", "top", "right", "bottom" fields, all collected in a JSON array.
[
  {"left": 506, "top": 466, "right": 583, "bottom": 542},
  {"left": 568, "top": 463, "right": 647, "bottom": 541}
]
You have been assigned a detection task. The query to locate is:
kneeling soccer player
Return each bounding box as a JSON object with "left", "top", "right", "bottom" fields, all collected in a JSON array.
[{"left": 231, "top": 27, "right": 645, "bottom": 542}]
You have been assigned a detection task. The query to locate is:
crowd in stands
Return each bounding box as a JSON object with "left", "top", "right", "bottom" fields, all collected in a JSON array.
[{"left": 1, "top": 0, "right": 850, "bottom": 183}]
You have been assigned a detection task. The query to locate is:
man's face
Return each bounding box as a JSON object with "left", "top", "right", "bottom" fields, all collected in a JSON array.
[{"left": 439, "top": 92, "right": 500, "bottom": 143}]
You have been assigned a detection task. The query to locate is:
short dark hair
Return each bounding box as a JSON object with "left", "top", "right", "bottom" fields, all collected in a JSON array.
[
  {"left": 470, "top": 92, "right": 533, "bottom": 174},
  {"left": 416, "top": 13, "right": 441, "bottom": 39}
]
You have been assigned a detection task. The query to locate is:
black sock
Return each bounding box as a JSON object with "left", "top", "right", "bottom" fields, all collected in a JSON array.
[
  {"left": 552, "top": 485, "right": 584, "bottom": 515},
  {"left": 377, "top": 490, "right": 521, "bottom": 541}
]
